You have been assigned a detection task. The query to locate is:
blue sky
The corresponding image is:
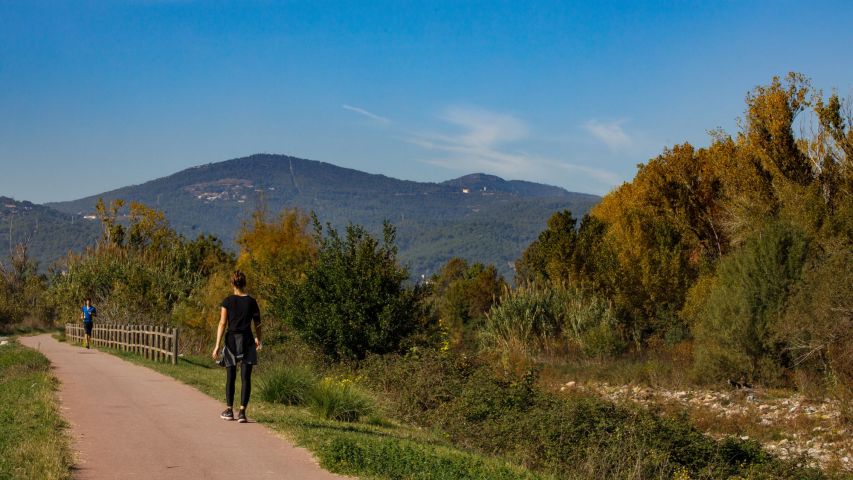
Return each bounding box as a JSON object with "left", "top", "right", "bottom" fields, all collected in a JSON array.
[{"left": 1, "top": 1, "right": 851, "bottom": 202}]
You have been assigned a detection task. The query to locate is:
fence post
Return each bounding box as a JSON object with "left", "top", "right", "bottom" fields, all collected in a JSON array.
[
  {"left": 172, "top": 328, "right": 179, "bottom": 365},
  {"left": 156, "top": 326, "right": 162, "bottom": 362}
]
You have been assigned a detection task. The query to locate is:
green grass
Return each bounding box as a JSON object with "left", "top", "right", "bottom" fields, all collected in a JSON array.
[
  {"left": 308, "top": 377, "right": 376, "bottom": 422},
  {"left": 258, "top": 364, "right": 316, "bottom": 405},
  {"left": 93, "top": 346, "right": 549, "bottom": 480},
  {"left": 0, "top": 339, "right": 73, "bottom": 480}
]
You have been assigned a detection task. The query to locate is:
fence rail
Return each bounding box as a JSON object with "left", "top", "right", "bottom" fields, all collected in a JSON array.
[{"left": 66, "top": 323, "right": 179, "bottom": 364}]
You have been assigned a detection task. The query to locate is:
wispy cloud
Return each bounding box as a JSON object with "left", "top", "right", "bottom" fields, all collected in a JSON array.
[
  {"left": 407, "top": 106, "right": 534, "bottom": 176},
  {"left": 551, "top": 162, "right": 621, "bottom": 185},
  {"left": 342, "top": 104, "right": 391, "bottom": 125},
  {"left": 583, "top": 119, "right": 632, "bottom": 151},
  {"left": 406, "top": 106, "right": 620, "bottom": 189}
]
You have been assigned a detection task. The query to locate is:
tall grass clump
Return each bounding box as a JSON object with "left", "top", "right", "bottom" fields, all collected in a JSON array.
[
  {"left": 258, "top": 364, "right": 316, "bottom": 405},
  {"left": 481, "top": 284, "right": 623, "bottom": 372},
  {"left": 308, "top": 377, "right": 375, "bottom": 422},
  {"left": 481, "top": 284, "right": 557, "bottom": 371}
]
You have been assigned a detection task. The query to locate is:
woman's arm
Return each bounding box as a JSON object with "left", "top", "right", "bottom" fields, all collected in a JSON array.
[
  {"left": 211, "top": 307, "right": 227, "bottom": 360},
  {"left": 254, "top": 324, "right": 262, "bottom": 350},
  {"left": 253, "top": 303, "right": 262, "bottom": 350}
]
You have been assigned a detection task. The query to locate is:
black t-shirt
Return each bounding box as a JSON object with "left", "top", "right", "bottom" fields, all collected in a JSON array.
[{"left": 220, "top": 295, "right": 261, "bottom": 333}]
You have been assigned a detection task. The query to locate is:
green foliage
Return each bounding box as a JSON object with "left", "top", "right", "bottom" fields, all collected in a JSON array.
[
  {"left": 515, "top": 210, "right": 578, "bottom": 285},
  {"left": 258, "top": 364, "right": 317, "bottom": 406},
  {"left": 46, "top": 200, "right": 234, "bottom": 347},
  {"left": 319, "top": 435, "right": 544, "bottom": 480},
  {"left": 284, "top": 219, "right": 426, "bottom": 360},
  {"left": 777, "top": 244, "right": 853, "bottom": 396},
  {"left": 691, "top": 222, "right": 810, "bottom": 383},
  {"left": 429, "top": 257, "right": 505, "bottom": 349},
  {"left": 308, "top": 377, "right": 375, "bottom": 422},
  {"left": 481, "top": 284, "right": 621, "bottom": 372},
  {"left": 358, "top": 352, "right": 821, "bottom": 479},
  {"left": 0, "top": 246, "right": 51, "bottom": 332},
  {"left": 0, "top": 341, "right": 72, "bottom": 480}
]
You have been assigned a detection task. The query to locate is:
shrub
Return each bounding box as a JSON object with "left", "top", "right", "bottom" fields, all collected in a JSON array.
[
  {"left": 777, "top": 244, "right": 853, "bottom": 403},
  {"left": 359, "top": 353, "right": 822, "bottom": 479},
  {"left": 283, "top": 219, "right": 426, "bottom": 360},
  {"left": 258, "top": 365, "right": 316, "bottom": 406},
  {"left": 691, "top": 221, "right": 809, "bottom": 384},
  {"left": 308, "top": 377, "right": 375, "bottom": 422}
]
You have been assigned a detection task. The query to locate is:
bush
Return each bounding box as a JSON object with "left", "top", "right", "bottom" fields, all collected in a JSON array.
[
  {"left": 284, "top": 219, "right": 426, "bottom": 360},
  {"left": 691, "top": 221, "right": 809, "bottom": 384},
  {"left": 258, "top": 365, "right": 316, "bottom": 406},
  {"left": 777, "top": 244, "right": 853, "bottom": 403},
  {"left": 308, "top": 377, "right": 375, "bottom": 422},
  {"left": 358, "top": 353, "right": 822, "bottom": 479}
]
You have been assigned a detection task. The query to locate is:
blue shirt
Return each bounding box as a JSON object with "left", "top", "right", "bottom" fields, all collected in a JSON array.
[{"left": 82, "top": 305, "right": 96, "bottom": 323}]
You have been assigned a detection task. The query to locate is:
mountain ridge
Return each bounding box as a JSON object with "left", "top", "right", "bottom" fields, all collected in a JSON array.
[{"left": 18, "top": 154, "right": 600, "bottom": 276}]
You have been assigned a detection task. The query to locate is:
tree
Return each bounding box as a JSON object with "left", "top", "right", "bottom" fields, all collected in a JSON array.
[
  {"left": 430, "top": 258, "right": 505, "bottom": 349},
  {"left": 284, "top": 219, "right": 425, "bottom": 359},
  {"left": 691, "top": 221, "right": 810, "bottom": 383}
]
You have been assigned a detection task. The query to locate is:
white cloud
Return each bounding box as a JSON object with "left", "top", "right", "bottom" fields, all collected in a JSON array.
[
  {"left": 342, "top": 104, "right": 391, "bottom": 125},
  {"left": 550, "top": 161, "right": 621, "bottom": 185},
  {"left": 341, "top": 103, "right": 621, "bottom": 190},
  {"left": 583, "top": 119, "right": 633, "bottom": 151},
  {"left": 406, "top": 106, "right": 534, "bottom": 176}
]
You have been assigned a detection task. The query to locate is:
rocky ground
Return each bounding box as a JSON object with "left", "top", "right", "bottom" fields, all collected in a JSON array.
[{"left": 559, "top": 380, "right": 852, "bottom": 473}]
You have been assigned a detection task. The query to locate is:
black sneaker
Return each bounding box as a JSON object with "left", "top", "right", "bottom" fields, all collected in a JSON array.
[
  {"left": 237, "top": 409, "right": 247, "bottom": 423},
  {"left": 220, "top": 408, "right": 234, "bottom": 420}
]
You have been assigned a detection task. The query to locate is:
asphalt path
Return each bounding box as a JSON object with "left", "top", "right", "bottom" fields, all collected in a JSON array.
[{"left": 20, "top": 334, "right": 350, "bottom": 480}]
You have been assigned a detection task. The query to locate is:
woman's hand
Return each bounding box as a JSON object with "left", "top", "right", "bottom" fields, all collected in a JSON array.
[
  {"left": 211, "top": 347, "right": 219, "bottom": 361},
  {"left": 255, "top": 337, "right": 262, "bottom": 351}
]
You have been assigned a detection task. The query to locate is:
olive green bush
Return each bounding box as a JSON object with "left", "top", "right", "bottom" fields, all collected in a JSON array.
[{"left": 690, "top": 221, "right": 809, "bottom": 383}]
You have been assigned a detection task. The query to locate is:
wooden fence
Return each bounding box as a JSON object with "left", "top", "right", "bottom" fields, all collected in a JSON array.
[{"left": 65, "top": 323, "right": 180, "bottom": 364}]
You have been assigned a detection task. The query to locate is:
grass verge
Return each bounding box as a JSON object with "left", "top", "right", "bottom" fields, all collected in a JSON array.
[
  {"left": 94, "top": 346, "right": 548, "bottom": 480},
  {"left": 0, "top": 338, "right": 73, "bottom": 480}
]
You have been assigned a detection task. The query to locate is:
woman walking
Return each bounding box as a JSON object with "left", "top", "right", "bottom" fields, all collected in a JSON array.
[{"left": 212, "top": 271, "right": 262, "bottom": 423}]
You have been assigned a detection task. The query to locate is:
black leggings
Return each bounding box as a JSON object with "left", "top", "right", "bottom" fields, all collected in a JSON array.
[{"left": 225, "top": 363, "right": 253, "bottom": 408}]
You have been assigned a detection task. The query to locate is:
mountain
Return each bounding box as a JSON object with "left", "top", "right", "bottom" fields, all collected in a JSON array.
[
  {"left": 43, "top": 154, "right": 600, "bottom": 277},
  {"left": 0, "top": 197, "right": 100, "bottom": 268},
  {"left": 441, "top": 173, "right": 569, "bottom": 197}
]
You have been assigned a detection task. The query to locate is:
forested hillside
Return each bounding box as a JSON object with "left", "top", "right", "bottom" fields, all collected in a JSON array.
[
  {"left": 47, "top": 156, "right": 598, "bottom": 276},
  {"left": 0, "top": 197, "right": 99, "bottom": 268}
]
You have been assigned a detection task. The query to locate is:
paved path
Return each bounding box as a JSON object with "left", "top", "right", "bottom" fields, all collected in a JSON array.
[{"left": 20, "top": 334, "right": 349, "bottom": 480}]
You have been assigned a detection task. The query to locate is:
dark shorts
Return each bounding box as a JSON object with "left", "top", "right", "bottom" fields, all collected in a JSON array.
[{"left": 83, "top": 322, "right": 93, "bottom": 335}]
